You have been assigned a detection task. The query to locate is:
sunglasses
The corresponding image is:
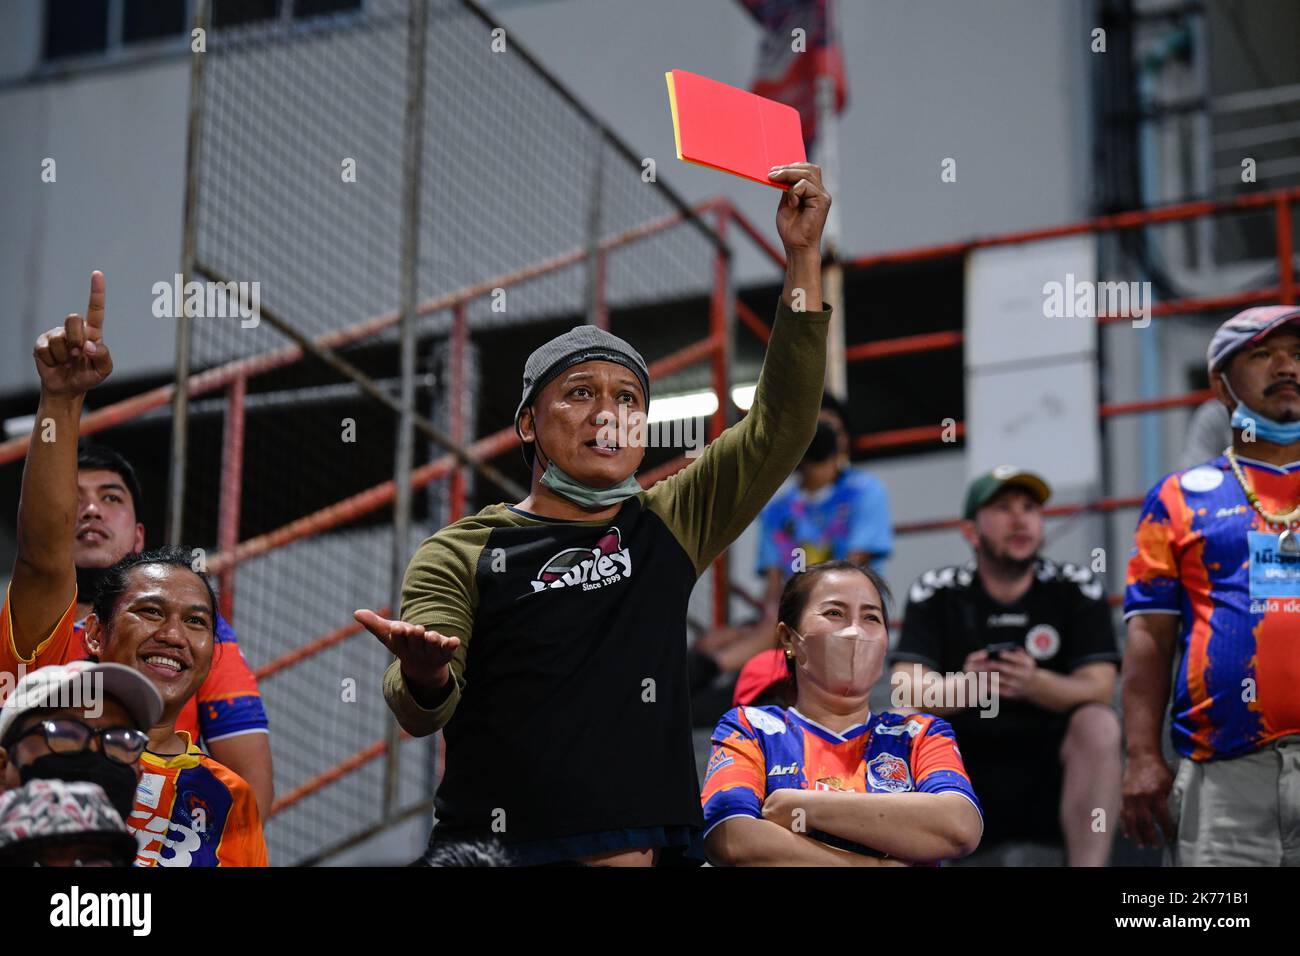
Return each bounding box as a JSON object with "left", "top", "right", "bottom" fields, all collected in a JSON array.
[{"left": 4, "top": 718, "right": 148, "bottom": 766}]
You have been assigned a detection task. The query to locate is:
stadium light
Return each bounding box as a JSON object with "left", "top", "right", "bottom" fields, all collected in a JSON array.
[{"left": 645, "top": 383, "right": 757, "bottom": 424}]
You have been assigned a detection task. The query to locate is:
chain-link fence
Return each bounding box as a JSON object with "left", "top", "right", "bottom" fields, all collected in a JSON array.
[{"left": 180, "top": 0, "right": 726, "bottom": 865}]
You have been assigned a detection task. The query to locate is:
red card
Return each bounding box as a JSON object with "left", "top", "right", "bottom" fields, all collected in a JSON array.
[{"left": 665, "top": 69, "right": 807, "bottom": 188}]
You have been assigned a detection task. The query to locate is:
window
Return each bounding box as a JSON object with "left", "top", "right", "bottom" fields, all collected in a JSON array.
[
  {"left": 42, "top": 0, "right": 363, "bottom": 64},
  {"left": 44, "top": 0, "right": 110, "bottom": 60},
  {"left": 212, "top": 0, "right": 280, "bottom": 29},
  {"left": 122, "top": 0, "right": 187, "bottom": 42}
]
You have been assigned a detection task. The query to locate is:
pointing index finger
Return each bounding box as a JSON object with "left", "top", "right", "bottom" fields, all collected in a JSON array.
[{"left": 85, "top": 271, "right": 106, "bottom": 335}]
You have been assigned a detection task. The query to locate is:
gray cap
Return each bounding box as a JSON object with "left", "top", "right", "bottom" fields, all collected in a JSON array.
[
  {"left": 0, "top": 661, "right": 163, "bottom": 745},
  {"left": 514, "top": 325, "right": 650, "bottom": 464},
  {"left": 1207, "top": 305, "right": 1300, "bottom": 373}
]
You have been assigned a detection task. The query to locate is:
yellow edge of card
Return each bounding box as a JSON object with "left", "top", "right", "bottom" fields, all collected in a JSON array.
[{"left": 665, "top": 71, "right": 684, "bottom": 161}]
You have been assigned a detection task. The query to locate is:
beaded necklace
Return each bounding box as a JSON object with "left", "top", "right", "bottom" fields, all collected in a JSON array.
[{"left": 1224, "top": 447, "right": 1300, "bottom": 552}]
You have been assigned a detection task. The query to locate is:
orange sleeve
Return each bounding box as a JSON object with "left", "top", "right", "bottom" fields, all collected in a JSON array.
[
  {"left": 0, "top": 584, "right": 79, "bottom": 686},
  {"left": 1124, "top": 475, "right": 1187, "bottom": 616},
  {"left": 702, "top": 708, "right": 769, "bottom": 832},
  {"left": 208, "top": 760, "right": 268, "bottom": 867},
  {"left": 198, "top": 619, "right": 261, "bottom": 703}
]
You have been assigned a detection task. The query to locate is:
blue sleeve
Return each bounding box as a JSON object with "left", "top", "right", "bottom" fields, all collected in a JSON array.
[
  {"left": 755, "top": 498, "right": 786, "bottom": 575},
  {"left": 198, "top": 614, "right": 270, "bottom": 741},
  {"left": 847, "top": 474, "right": 893, "bottom": 564}
]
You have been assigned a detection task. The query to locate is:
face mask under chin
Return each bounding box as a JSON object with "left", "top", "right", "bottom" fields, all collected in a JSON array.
[
  {"left": 533, "top": 429, "right": 641, "bottom": 510},
  {"left": 1223, "top": 377, "right": 1300, "bottom": 445}
]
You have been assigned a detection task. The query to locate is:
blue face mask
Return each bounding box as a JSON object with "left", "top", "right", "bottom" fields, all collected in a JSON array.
[
  {"left": 532, "top": 430, "right": 640, "bottom": 510},
  {"left": 1225, "top": 380, "right": 1300, "bottom": 445}
]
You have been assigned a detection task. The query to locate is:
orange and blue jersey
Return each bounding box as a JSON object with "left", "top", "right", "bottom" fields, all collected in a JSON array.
[
  {"left": 129, "top": 731, "right": 267, "bottom": 867},
  {"left": 701, "top": 705, "right": 981, "bottom": 848},
  {"left": 1125, "top": 454, "right": 1300, "bottom": 761},
  {"left": 0, "top": 595, "right": 267, "bottom": 866}
]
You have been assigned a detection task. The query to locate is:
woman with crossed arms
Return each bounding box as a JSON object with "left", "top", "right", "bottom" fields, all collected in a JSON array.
[{"left": 703, "top": 561, "right": 984, "bottom": 865}]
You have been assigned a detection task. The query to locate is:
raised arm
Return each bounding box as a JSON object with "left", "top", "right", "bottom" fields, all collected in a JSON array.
[
  {"left": 644, "top": 164, "right": 832, "bottom": 572},
  {"left": 10, "top": 272, "right": 113, "bottom": 658}
]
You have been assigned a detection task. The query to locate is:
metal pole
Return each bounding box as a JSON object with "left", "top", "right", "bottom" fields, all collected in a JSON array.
[
  {"left": 216, "top": 375, "right": 246, "bottom": 622},
  {"left": 169, "top": 0, "right": 209, "bottom": 545},
  {"left": 449, "top": 303, "right": 467, "bottom": 520},
  {"left": 710, "top": 207, "right": 733, "bottom": 629},
  {"left": 586, "top": 135, "right": 606, "bottom": 328},
  {"left": 386, "top": 0, "right": 429, "bottom": 820},
  {"left": 1277, "top": 197, "right": 1295, "bottom": 305},
  {"left": 816, "top": 0, "right": 846, "bottom": 399}
]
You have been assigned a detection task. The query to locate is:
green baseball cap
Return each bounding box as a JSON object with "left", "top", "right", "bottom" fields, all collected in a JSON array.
[{"left": 963, "top": 466, "right": 1051, "bottom": 519}]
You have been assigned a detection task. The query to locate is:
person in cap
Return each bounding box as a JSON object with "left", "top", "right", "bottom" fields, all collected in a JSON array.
[
  {"left": 1123, "top": 305, "right": 1300, "bottom": 866},
  {"left": 0, "top": 661, "right": 162, "bottom": 824},
  {"left": 357, "top": 162, "right": 833, "bottom": 865},
  {"left": 0, "top": 779, "right": 139, "bottom": 867},
  {"left": 889, "top": 467, "right": 1120, "bottom": 866},
  {"left": 2, "top": 273, "right": 266, "bottom": 866}
]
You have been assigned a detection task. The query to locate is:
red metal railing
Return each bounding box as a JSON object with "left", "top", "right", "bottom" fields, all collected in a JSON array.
[
  {"left": 9, "top": 186, "right": 1295, "bottom": 819},
  {"left": 254, "top": 187, "right": 1300, "bottom": 817}
]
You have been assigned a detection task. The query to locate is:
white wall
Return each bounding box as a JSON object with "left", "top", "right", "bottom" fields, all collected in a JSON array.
[
  {"left": 1, "top": 0, "right": 1092, "bottom": 396},
  {"left": 493, "top": 0, "right": 1092, "bottom": 276},
  {"left": 0, "top": 57, "right": 189, "bottom": 396}
]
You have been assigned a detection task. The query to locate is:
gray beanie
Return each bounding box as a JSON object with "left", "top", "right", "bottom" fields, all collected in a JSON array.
[{"left": 514, "top": 325, "right": 651, "bottom": 464}]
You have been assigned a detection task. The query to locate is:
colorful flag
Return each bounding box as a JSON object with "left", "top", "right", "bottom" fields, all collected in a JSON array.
[{"left": 737, "top": 0, "right": 847, "bottom": 150}]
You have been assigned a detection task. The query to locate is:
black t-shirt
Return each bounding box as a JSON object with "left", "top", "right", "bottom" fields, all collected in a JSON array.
[
  {"left": 382, "top": 303, "right": 832, "bottom": 864},
  {"left": 892, "top": 558, "right": 1118, "bottom": 735},
  {"left": 890, "top": 558, "right": 1118, "bottom": 846}
]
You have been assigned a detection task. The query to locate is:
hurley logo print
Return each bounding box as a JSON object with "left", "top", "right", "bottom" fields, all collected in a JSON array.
[{"left": 529, "top": 528, "right": 632, "bottom": 593}]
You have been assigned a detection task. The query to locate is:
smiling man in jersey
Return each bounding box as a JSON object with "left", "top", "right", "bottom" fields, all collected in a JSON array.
[
  {"left": 1124, "top": 306, "right": 1300, "bottom": 866},
  {"left": 69, "top": 444, "right": 272, "bottom": 821},
  {"left": 357, "top": 163, "right": 832, "bottom": 865},
  {"left": 0, "top": 272, "right": 266, "bottom": 866}
]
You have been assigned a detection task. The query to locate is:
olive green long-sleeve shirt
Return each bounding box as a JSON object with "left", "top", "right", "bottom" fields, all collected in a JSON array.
[{"left": 383, "top": 300, "right": 829, "bottom": 859}]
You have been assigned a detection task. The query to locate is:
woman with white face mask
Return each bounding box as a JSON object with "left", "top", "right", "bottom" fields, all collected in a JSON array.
[{"left": 702, "top": 561, "right": 984, "bottom": 866}]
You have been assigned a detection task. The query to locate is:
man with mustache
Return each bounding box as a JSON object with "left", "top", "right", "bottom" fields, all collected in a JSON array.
[
  {"left": 890, "top": 468, "right": 1121, "bottom": 866},
  {"left": 0, "top": 272, "right": 266, "bottom": 865},
  {"left": 1124, "top": 306, "right": 1300, "bottom": 866},
  {"left": 358, "top": 163, "right": 832, "bottom": 865}
]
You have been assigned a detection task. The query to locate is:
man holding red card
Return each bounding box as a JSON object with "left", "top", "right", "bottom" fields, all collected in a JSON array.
[{"left": 358, "top": 164, "right": 832, "bottom": 866}]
